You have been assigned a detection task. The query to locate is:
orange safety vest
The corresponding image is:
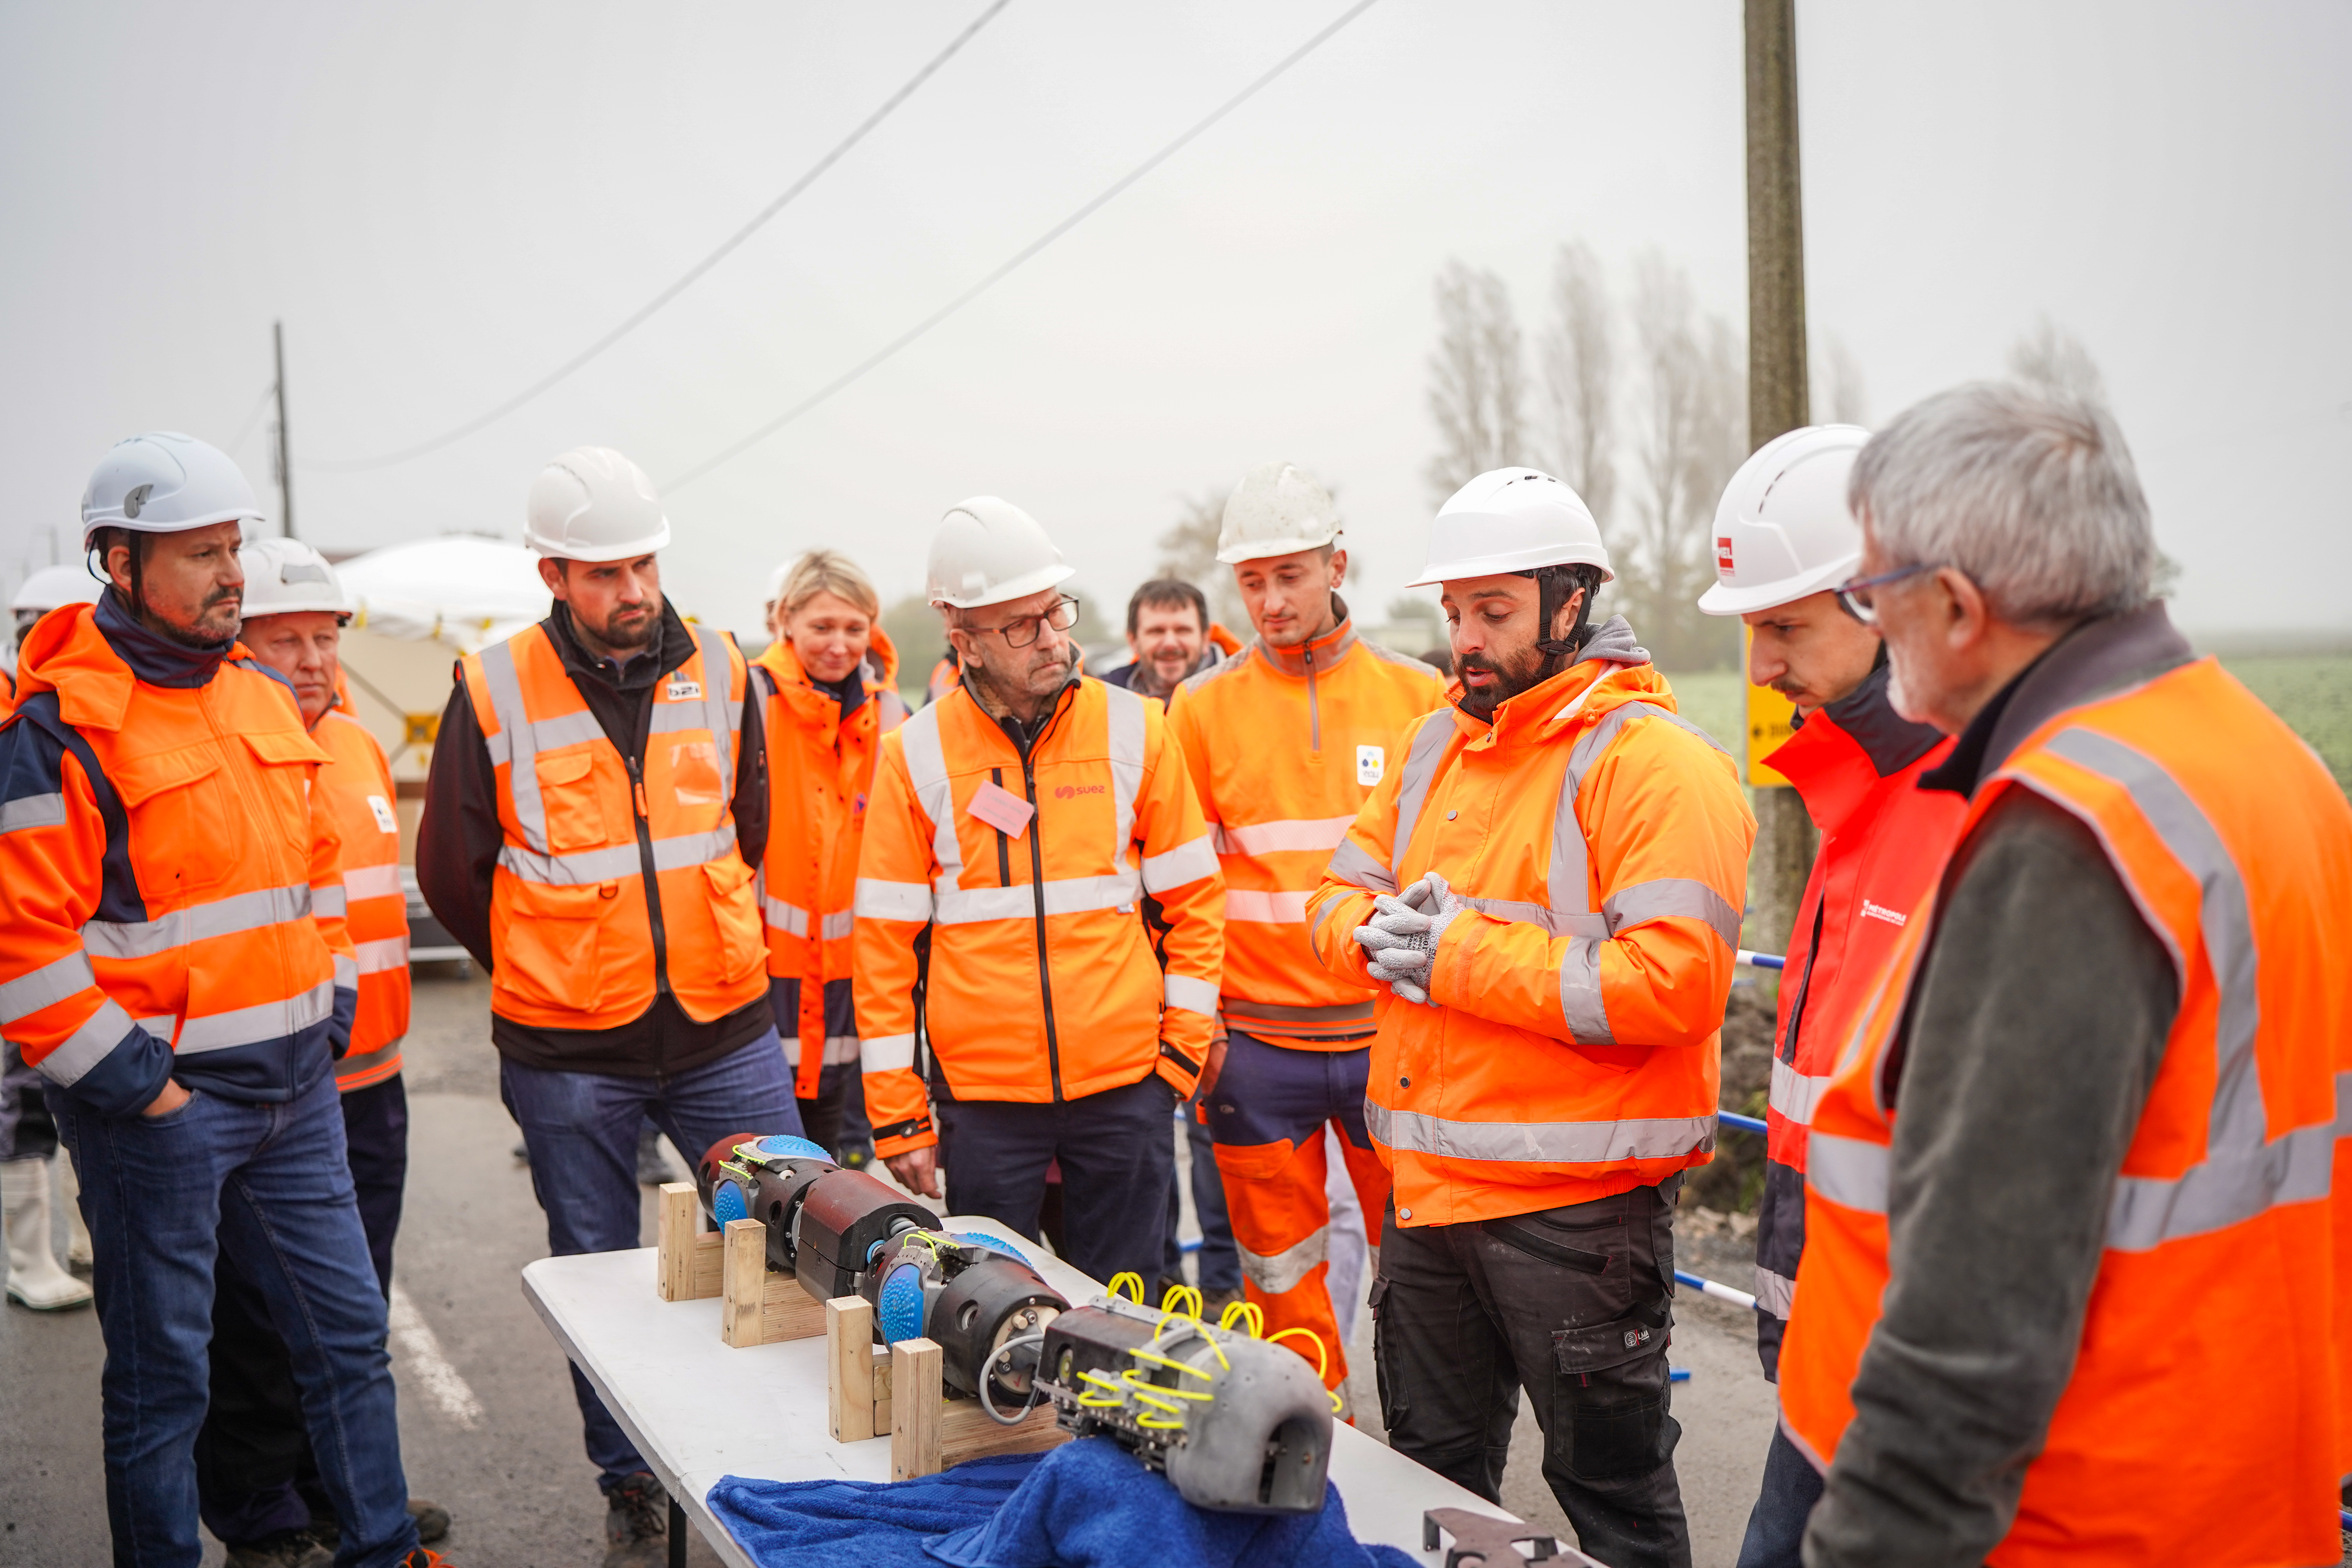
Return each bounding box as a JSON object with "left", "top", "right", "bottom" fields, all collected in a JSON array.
[
  {"left": 315, "top": 699, "right": 409, "bottom": 1090},
  {"left": 1168, "top": 616, "right": 1442, "bottom": 1046},
  {"left": 1777, "top": 655, "right": 2352, "bottom": 1566},
  {"left": 753, "top": 628, "right": 907, "bottom": 1096},
  {"left": 853, "top": 677, "right": 1225, "bottom": 1157},
  {"left": 1308, "top": 620, "right": 1756, "bottom": 1227},
  {"left": 457, "top": 621, "right": 768, "bottom": 1032}
]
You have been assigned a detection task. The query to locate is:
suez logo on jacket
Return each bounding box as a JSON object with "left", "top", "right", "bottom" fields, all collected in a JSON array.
[
  {"left": 1054, "top": 783, "right": 1107, "bottom": 800},
  {"left": 1860, "top": 899, "right": 1908, "bottom": 927}
]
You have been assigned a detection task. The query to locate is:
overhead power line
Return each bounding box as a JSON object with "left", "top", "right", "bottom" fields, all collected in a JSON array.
[
  {"left": 304, "top": 0, "right": 1014, "bottom": 473},
  {"left": 661, "top": 0, "right": 1384, "bottom": 494}
]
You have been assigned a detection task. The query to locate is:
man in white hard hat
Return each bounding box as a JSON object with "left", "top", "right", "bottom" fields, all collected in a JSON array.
[
  {"left": 417, "top": 446, "right": 796, "bottom": 1550},
  {"left": 1691, "top": 428, "right": 1967, "bottom": 1568},
  {"left": 1309, "top": 468, "right": 1755, "bottom": 1568},
  {"left": 854, "top": 497, "right": 1225, "bottom": 1289},
  {"left": 0, "top": 434, "right": 442, "bottom": 1566},
  {"left": 1162, "top": 460, "right": 1443, "bottom": 1393},
  {"left": 5, "top": 564, "right": 105, "bottom": 706}
]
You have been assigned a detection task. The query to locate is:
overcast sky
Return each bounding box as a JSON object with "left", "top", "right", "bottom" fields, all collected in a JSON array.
[{"left": 3, "top": 1, "right": 2345, "bottom": 642}]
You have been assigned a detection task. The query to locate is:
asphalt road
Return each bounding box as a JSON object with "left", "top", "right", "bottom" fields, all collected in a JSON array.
[{"left": 2, "top": 968, "right": 1778, "bottom": 1567}]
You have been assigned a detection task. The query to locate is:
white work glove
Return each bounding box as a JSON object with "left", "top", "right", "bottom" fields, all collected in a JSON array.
[{"left": 1352, "top": 872, "right": 1463, "bottom": 1006}]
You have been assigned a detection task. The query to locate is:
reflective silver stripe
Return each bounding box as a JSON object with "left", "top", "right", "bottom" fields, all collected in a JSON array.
[
  {"left": 1461, "top": 896, "right": 1608, "bottom": 939},
  {"left": 333, "top": 955, "right": 359, "bottom": 990},
  {"left": 783, "top": 1033, "right": 863, "bottom": 1067},
  {"left": 1387, "top": 717, "right": 1453, "bottom": 875},
  {"left": 1769, "top": 1056, "right": 1831, "bottom": 1127},
  {"left": 821, "top": 910, "right": 853, "bottom": 941},
  {"left": 1163, "top": 973, "right": 1220, "bottom": 1016},
  {"left": 933, "top": 875, "right": 1139, "bottom": 926},
  {"left": 1548, "top": 699, "right": 1728, "bottom": 926},
  {"left": 1214, "top": 815, "right": 1357, "bottom": 857},
  {"left": 0, "top": 792, "right": 66, "bottom": 835},
  {"left": 2108, "top": 1101, "right": 2343, "bottom": 1252},
  {"left": 862, "top": 1033, "right": 918, "bottom": 1073},
  {"left": 334, "top": 1038, "right": 403, "bottom": 1080},
  {"left": 1224, "top": 888, "right": 1311, "bottom": 924},
  {"left": 83, "top": 883, "right": 316, "bottom": 960},
  {"left": 495, "top": 841, "right": 639, "bottom": 885},
  {"left": 312, "top": 886, "right": 347, "bottom": 919},
  {"left": 876, "top": 690, "right": 909, "bottom": 729},
  {"left": 1141, "top": 833, "right": 1217, "bottom": 893},
  {"left": 895, "top": 705, "right": 966, "bottom": 894},
  {"left": 344, "top": 863, "right": 404, "bottom": 901},
  {"left": 649, "top": 825, "right": 736, "bottom": 873},
  {"left": 1220, "top": 997, "right": 1376, "bottom": 1027},
  {"left": 1237, "top": 1224, "right": 1329, "bottom": 1296},
  {"left": 1325, "top": 837, "right": 1396, "bottom": 895},
  {"left": 1806, "top": 1131, "right": 1888, "bottom": 1214},
  {"left": 474, "top": 640, "right": 547, "bottom": 852},
  {"left": 646, "top": 703, "right": 711, "bottom": 734},
  {"left": 1365, "top": 1102, "right": 1715, "bottom": 1164},
  {"left": 1752, "top": 1264, "right": 1795, "bottom": 1319},
  {"left": 175, "top": 980, "right": 335, "bottom": 1056},
  {"left": 481, "top": 706, "right": 602, "bottom": 769},
  {"left": 1601, "top": 877, "right": 1740, "bottom": 949},
  {"left": 1557, "top": 935, "right": 1611, "bottom": 1043},
  {"left": 354, "top": 935, "right": 410, "bottom": 974},
  {"left": 33, "top": 996, "right": 138, "bottom": 1087},
  {"left": 762, "top": 893, "right": 813, "bottom": 937},
  {"left": 691, "top": 625, "right": 739, "bottom": 789},
  {"left": 1103, "top": 682, "right": 1147, "bottom": 878},
  {"left": 0, "top": 950, "right": 99, "bottom": 1024},
  {"left": 855, "top": 878, "right": 933, "bottom": 922}
]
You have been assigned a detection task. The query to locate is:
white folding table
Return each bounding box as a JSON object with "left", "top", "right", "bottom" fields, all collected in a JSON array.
[{"left": 522, "top": 1216, "right": 1525, "bottom": 1568}]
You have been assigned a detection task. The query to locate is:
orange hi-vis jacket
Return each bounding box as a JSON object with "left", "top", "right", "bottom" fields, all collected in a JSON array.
[
  {"left": 1309, "top": 618, "right": 1756, "bottom": 1227},
  {"left": 853, "top": 676, "right": 1225, "bottom": 1158},
  {"left": 753, "top": 628, "right": 909, "bottom": 1096},
  {"left": 457, "top": 621, "right": 768, "bottom": 1032},
  {"left": 0, "top": 603, "right": 356, "bottom": 1117},
  {"left": 1776, "top": 655, "right": 2352, "bottom": 1568},
  {"left": 1168, "top": 613, "right": 1442, "bottom": 1046},
  {"left": 314, "top": 691, "right": 409, "bottom": 1092}
]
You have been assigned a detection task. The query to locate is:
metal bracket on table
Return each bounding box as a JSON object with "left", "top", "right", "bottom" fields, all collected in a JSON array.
[{"left": 1421, "top": 1507, "right": 1599, "bottom": 1568}]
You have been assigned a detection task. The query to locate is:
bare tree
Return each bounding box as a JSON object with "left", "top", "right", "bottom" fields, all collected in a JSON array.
[
  {"left": 1155, "top": 489, "right": 1247, "bottom": 630},
  {"left": 1537, "top": 241, "right": 1618, "bottom": 527},
  {"left": 2007, "top": 316, "right": 2107, "bottom": 403},
  {"left": 1817, "top": 334, "right": 1867, "bottom": 425},
  {"left": 1423, "top": 260, "right": 1527, "bottom": 506}
]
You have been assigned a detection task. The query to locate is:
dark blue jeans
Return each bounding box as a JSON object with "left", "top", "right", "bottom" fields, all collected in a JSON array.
[
  {"left": 499, "top": 1031, "right": 801, "bottom": 1490},
  {"left": 1734, "top": 1425, "right": 1826, "bottom": 1568},
  {"left": 53, "top": 1071, "right": 417, "bottom": 1568}
]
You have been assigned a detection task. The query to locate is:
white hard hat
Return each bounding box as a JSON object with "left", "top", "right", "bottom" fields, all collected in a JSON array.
[
  {"left": 1216, "top": 461, "right": 1341, "bottom": 564},
  {"left": 524, "top": 446, "right": 672, "bottom": 562},
  {"left": 1696, "top": 425, "right": 1871, "bottom": 617},
  {"left": 1408, "top": 468, "right": 1613, "bottom": 587},
  {"left": 763, "top": 561, "right": 791, "bottom": 607},
  {"left": 80, "top": 432, "right": 265, "bottom": 549},
  {"left": 238, "top": 536, "right": 351, "bottom": 619},
  {"left": 11, "top": 564, "right": 103, "bottom": 616},
  {"left": 924, "top": 496, "right": 1074, "bottom": 610}
]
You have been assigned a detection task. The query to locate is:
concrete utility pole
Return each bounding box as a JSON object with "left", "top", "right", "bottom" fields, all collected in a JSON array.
[
  {"left": 1744, "top": 0, "right": 1817, "bottom": 954},
  {"left": 272, "top": 321, "right": 296, "bottom": 539}
]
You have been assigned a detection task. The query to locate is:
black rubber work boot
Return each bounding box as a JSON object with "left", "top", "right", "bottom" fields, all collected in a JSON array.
[
  {"left": 606, "top": 1472, "right": 668, "bottom": 1547},
  {"left": 224, "top": 1530, "right": 332, "bottom": 1568},
  {"left": 308, "top": 1497, "right": 450, "bottom": 1547}
]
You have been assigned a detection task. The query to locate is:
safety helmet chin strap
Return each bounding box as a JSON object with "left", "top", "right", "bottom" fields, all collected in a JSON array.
[{"left": 1520, "top": 564, "right": 1601, "bottom": 679}]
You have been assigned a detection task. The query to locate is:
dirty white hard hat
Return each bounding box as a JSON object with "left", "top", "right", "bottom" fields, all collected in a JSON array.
[
  {"left": 238, "top": 536, "right": 351, "bottom": 619},
  {"left": 1696, "top": 425, "right": 1870, "bottom": 617},
  {"left": 11, "top": 564, "right": 104, "bottom": 617},
  {"left": 1408, "top": 468, "right": 1613, "bottom": 587},
  {"left": 80, "top": 432, "right": 267, "bottom": 550},
  {"left": 924, "top": 497, "right": 1074, "bottom": 610},
  {"left": 1216, "top": 461, "right": 1341, "bottom": 564},
  {"left": 524, "top": 446, "right": 672, "bottom": 562}
]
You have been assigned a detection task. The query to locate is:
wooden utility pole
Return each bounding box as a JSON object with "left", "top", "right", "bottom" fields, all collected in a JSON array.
[
  {"left": 1744, "top": 0, "right": 1816, "bottom": 953},
  {"left": 272, "top": 321, "right": 296, "bottom": 539}
]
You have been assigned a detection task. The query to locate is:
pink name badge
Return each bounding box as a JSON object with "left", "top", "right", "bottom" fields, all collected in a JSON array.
[{"left": 967, "top": 779, "right": 1036, "bottom": 839}]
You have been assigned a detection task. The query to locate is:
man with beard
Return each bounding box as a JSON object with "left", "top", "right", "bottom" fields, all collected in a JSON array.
[
  {"left": 854, "top": 497, "right": 1224, "bottom": 1290},
  {"left": 1309, "top": 468, "right": 1754, "bottom": 1568},
  {"left": 417, "top": 446, "right": 797, "bottom": 1552}
]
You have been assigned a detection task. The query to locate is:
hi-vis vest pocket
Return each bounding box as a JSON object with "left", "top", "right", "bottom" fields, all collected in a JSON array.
[
  {"left": 535, "top": 750, "right": 618, "bottom": 852},
  {"left": 113, "top": 744, "right": 241, "bottom": 900},
  {"left": 699, "top": 856, "right": 766, "bottom": 982},
  {"left": 495, "top": 879, "right": 604, "bottom": 1009}
]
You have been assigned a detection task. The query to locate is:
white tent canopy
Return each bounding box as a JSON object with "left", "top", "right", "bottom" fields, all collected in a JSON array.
[{"left": 339, "top": 535, "right": 548, "bottom": 654}]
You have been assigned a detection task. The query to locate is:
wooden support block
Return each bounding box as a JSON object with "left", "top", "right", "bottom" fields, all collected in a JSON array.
[
  {"left": 870, "top": 1346, "right": 892, "bottom": 1434},
  {"left": 939, "top": 1399, "right": 1067, "bottom": 1469},
  {"left": 759, "top": 1274, "right": 830, "bottom": 1343},
  {"left": 828, "top": 1297, "right": 877, "bottom": 1442},
  {"left": 721, "top": 1220, "right": 767, "bottom": 1347},
  {"left": 890, "top": 1338, "right": 944, "bottom": 1481},
  {"left": 655, "top": 1183, "right": 724, "bottom": 1301}
]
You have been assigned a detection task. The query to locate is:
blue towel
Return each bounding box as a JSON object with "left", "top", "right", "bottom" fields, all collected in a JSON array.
[{"left": 708, "top": 1437, "right": 1419, "bottom": 1568}]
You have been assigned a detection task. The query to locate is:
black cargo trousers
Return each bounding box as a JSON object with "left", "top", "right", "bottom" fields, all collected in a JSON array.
[{"left": 1371, "top": 1174, "right": 1690, "bottom": 1568}]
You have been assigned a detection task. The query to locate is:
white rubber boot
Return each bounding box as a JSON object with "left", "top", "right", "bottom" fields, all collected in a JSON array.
[
  {"left": 54, "top": 1152, "right": 93, "bottom": 1270},
  {"left": 3, "top": 1158, "right": 93, "bottom": 1310}
]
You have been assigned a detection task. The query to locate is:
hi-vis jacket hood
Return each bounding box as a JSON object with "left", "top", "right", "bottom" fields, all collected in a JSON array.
[{"left": 1311, "top": 616, "right": 1756, "bottom": 1226}]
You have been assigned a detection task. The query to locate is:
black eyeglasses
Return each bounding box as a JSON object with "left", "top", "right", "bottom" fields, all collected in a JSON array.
[
  {"left": 969, "top": 595, "right": 1080, "bottom": 648},
  {"left": 1837, "top": 563, "right": 1940, "bottom": 624}
]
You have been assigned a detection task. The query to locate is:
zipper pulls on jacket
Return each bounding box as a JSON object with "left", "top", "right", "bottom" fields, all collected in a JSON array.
[{"left": 629, "top": 756, "right": 650, "bottom": 820}]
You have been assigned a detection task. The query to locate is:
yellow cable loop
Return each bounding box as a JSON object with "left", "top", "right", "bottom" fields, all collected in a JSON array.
[
  {"left": 1106, "top": 1272, "right": 1147, "bottom": 1304},
  {"left": 1218, "top": 1300, "right": 1265, "bottom": 1338},
  {"left": 1327, "top": 1387, "right": 1345, "bottom": 1414},
  {"left": 1265, "top": 1326, "right": 1330, "bottom": 1382},
  {"left": 1158, "top": 1283, "right": 1204, "bottom": 1320},
  {"left": 1127, "top": 1349, "right": 1216, "bottom": 1384},
  {"left": 1077, "top": 1369, "right": 1130, "bottom": 1408},
  {"left": 1152, "top": 1316, "right": 1230, "bottom": 1371}
]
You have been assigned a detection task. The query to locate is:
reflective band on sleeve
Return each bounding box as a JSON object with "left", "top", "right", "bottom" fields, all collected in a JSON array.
[
  {"left": 1104, "top": 683, "right": 1147, "bottom": 869},
  {"left": 1752, "top": 1264, "right": 1795, "bottom": 1319},
  {"left": 1214, "top": 815, "right": 1358, "bottom": 857},
  {"left": 1546, "top": 700, "right": 1729, "bottom": 925},
  {"left": 0, "top": 950, "right": 98, "bottom": 1025},
  {"left": 820, "top": 911, "right": 854, "bottom": 940},
  {"left": 861, "top": 1033, "right": 918, "bottom": 1073},
  {"left": 1325, "top": 837, "right": 1396, "bottom": 894},
  {"left": 1805, "top": 1131, "right": 1889, "bottom": 1214},
  {"left": 1768, "top": 1055, "right": 1831, "bottom": 1127},
  {"left": 83, "top": 883, "right": 316, "bottom": 960},
  {"left": 1224, "top": 888, "right": 1312, "bottom": 925},
  {"left": 1602, "top": 877, "right": 1742, "bottom": 949},
  {"left": 1163, "top": 973, "right": 1220, "bottom": 1016},
  {"left": 1141, "top": 833, "right": 1218, "bottom": 893},
  {"left": 1387, "top": 719, "right": 1453, "bottom": 876},
  {"left": 333, "top": 955, "right": 359, "bottom": 990},
  {"left": 1461, "top": 896, "right": 1608, "bottom": 939},
  {"left": 312, "top": 886, "right": 347, "bottom": 918},
  {"left": 1237, "top": 1224, "right": 1330, "bottom": 1296},
  {"left": 933, "top": 875, "right": 1140, "bottom": 926},
  {"left": 354, "top": 935, "right": 410, "bottom": 975},
  {"left": 33, "top": 996, "right": 139, "bottom": 1087},
  {"left": 1557, "top": 935, "right": 1612, "bottom": 1043},
  {"left": 0, "top": 792, "right": 66, "bottom": 835},
  {"left": 174, "top": 980, "right": 336, "bottom": 1056},
  {"left": 1365, "top": 1102, "right": 1715, "bottom": 1164},
  {"left": 762, "top": 894, "right": 812, "bottom": 937},
  {"left": 782, "top": 1034, "right": 865, "bottom": 1068},
  {"left": 854, "top": 879, "right": 934, "bottom": 922},
  {"left": 895, "top": 706, "right": 966, "bottom": 888},
  {"left": 343, "top": 863, "right": 405, "bottom": 902}
]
